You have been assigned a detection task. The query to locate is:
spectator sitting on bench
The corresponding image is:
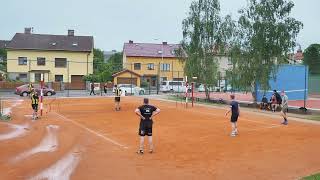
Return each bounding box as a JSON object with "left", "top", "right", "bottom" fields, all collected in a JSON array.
[{"left": 260, "top": 95, "right": 269, "bottom": 110}]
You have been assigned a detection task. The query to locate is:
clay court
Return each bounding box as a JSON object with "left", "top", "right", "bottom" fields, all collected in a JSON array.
[{"left": 1, "top": 96, "right": 320, "bottom": 180}]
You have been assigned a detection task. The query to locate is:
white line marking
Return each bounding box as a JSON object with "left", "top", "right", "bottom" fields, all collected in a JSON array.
[
  {"left": 12, "top": 125, "right": 59, "bottom": 163},
  {"left": 244, "top": 124, "right": 283, "bottom": 132},
  {"left": 29, "top": 147, "right": 81, "bottom": 180},
  {"left": 53, "top": 112, "right": 128, "bottom": 149},
  {"left": 0, "top": 124, "right": 29, "bottom": 141}
]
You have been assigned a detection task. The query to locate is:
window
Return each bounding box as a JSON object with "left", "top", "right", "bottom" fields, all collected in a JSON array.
[
  {"left": 18, "top": 74, "right": 28, "bottom": 80},
  {"left": 35, "top": 73, "right": 42, "bottom": 82},
  {"left": 18, "top": 57, "right": 28, "bottom": 65},
  {"left": 169, "top": 82, "right": 182, "bottom": 86},
  {"left": 147, "top": 63, "right": 155, "bottom": 70},
  {"left": 227, "top": 58, "right": 232, "bottom": 65},
  {"left": 37, "top": 57, "right": 46, "bottom": 66},
  {"left": 55, "top": 75, "right": 63, "bottom": 82},
  {"left": 160, "top": 63, "right": 171, "bottom": 71},
  {"left": 55, "top": 58, "right": 67, "bottom": 68},
  {"left": 173, "top": 78, "right": 184, "bottom": 81},
  {"left": 161, "top": 77, "right": 167, "bottom": 81},
  {"left": 134, "top": 63, "right": 141, "bottom": 70}
]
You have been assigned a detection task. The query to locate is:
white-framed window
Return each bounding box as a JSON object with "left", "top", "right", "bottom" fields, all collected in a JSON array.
[
  {"left": 134, "top": 63, "right": 141, "bottom": 70},
  {"left": 18, "top": 57, "right": 28, "bottom": 65},
  {"left": 147, "top": 63, "right": 155, "bottom": 70},
  {"left": 55, "top": 75, "right": 63, "bottom": 82},
  {"left": 160, "top": 63, "right": 170, "bottom": 71},
  {"left": 37, "top": 57, "right": 46, "bottom": 66},
  {"left": 35, "top": 73, "right": 42, "bottom": 82},
  {"left": 55, "top": 58, "right": 67, "bottom": 68}
]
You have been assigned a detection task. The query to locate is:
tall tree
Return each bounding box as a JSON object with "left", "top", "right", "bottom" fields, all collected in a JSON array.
[
  {"left": 0, "top": 48, "right": 7, "bottom": 72},
  {"left": 229, "top": 0, "right": 303, "bottom": 101},
  {"left": 181, "top": 0, "right": 235, "bottom": 99},
  {"left": 108, "top": 52, "right": 123, "bottom": 74},
  {"left": 304, "top": 44, "right": 320, "bottom": 74},
  {"left": 93, "top": 48, "right": 105, "bottom": 74}
]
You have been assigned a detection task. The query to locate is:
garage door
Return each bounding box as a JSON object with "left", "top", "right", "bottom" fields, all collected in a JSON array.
[
  {"left": 70, "top": 75, "right": 85, "bottom": 90},
  {"left": 117, "top": 77, "right": 137, "bottom": 85}
]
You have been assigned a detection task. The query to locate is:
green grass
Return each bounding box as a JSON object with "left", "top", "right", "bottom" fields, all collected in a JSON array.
[
  {"left": 302, "top": 173, "right": 320, "bottom": 180},
  {"left": 306, "top": 115, "right": 320, "bottom": 121}
]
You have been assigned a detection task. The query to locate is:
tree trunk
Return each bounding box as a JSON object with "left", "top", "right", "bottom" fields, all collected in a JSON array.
[{"left": 205, "top": 84, "right": 210, "bottom": 100}]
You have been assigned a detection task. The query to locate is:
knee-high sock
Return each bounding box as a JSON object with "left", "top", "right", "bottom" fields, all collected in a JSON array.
[
  {"left": 148, "top": 136, "right": 153, "bottom": 150},
  {"left": 139, "top": 136, "right": 144, "bottom": 150}
]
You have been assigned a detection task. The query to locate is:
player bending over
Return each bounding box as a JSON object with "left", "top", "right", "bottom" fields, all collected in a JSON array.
[
  {"left": 30, "top": 89, "right": 39, "bottom": 120},
  {"left": 280, "top": 91, "right": 289, "bottom": 125},
  {"left": 135, "top": 98, "right": 160, "bottom": 154},
  {"left": 114, "top": 85, "right": 122, "bottom": 111},
  {"left": 225, "top": 94, "right": 240, "bottom": 137}
]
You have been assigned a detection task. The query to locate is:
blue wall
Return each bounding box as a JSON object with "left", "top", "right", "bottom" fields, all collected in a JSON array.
[{"left": 256, "top": 65, "right": 308, "bottom": 101}]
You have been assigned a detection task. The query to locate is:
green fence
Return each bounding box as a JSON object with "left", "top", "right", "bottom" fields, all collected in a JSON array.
[{"left": 309, "top": 74, "right": 320, "bottom": 96}]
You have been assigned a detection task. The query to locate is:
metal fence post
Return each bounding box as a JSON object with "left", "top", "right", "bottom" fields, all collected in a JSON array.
[{"left": 67, "top": 60, "right": 70, "bottom": 97}]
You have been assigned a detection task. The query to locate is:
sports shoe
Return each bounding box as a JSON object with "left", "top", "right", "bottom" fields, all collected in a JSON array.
[
  {"left": 230, "top": 132, "right": 236, "bottom": 137},
  {"left": 149, "top": 149, "right": 153, "bottom": 154},
  {"left": 281, "top": 121, "right": 288, "bottom": 125},
  {"left": 136, "top": 150, "right": 144, "bottom": 155}
]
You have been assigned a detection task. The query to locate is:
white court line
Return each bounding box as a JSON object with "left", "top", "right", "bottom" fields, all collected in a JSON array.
[
  {"left": 0, "top": 123, "right": 29, "bottom": 141},
  {"left": 28, "top": 147, "right": 81, "bottom": 180},
  {"left": 53, "top": 112, "right": 128, "bottom": 149},
  {"left": 244, "top": 124, "right": 283, "bottom": 132},
  {"left": 11, "top": 125, "right": 59, "bottom": 163}
]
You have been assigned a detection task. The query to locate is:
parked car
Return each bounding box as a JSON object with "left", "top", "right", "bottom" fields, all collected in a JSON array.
[
  {"left": 113, "top": 84, "right": 145, "bottom": 95},
  {"left": 160, "top": 81, "right": 191, "bottom": 93},
  {"left": 197, "top": 84, "right": 218, "bottom": 92},
  {"left": 15, "top": 84, "right": 56, "bottom": 97}
]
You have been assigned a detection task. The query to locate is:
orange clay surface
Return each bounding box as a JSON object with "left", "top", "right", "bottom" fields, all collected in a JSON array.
[{"left": 0, "top": 96, "right": 320, "bottom": 180}]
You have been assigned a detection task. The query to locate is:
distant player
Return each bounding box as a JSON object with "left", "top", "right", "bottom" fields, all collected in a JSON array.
[
  {"left": 225, "top": 94, "right": 240, "bottom": 137},
  {"left": 135, "top": 98, "right": 160, "bottom": 154},
  {"left": 114, "top": 85, "right": 122, "bottom": 111},
  {"left": 30, "top": 89, "right": 39, "bottom": 120},
  {"left": 280, "top": 91, "right": 289, "bottom": 125}
]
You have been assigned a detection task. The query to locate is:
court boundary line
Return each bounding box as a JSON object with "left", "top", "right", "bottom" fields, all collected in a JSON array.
[{"left": 53, "top": 112, "right": 129, "bottom": 149}]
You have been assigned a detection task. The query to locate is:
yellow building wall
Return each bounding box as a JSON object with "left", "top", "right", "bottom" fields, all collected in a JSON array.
[
  {"left": 124, "top": 56, "right": 185, "bottom": 81},
  {"left": 7, "top": 50, "right": 93, "bottom": 82},
  {"left": 113, "top": 72, "right": 141, "bottom": 87}
]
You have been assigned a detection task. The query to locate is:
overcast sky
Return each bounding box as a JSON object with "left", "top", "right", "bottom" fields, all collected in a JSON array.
[{"left": 1, "top": 0, "right": 319, "bottom": 51}]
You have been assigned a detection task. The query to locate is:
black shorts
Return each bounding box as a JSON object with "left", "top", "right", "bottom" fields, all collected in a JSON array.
[
  {"left": 32, "top": 104, "right": 38, "bottom": 112},
  {"left": 231, "top": 114, "right": 239, "bottom": 123},
  {"left": 115, "top": 97, "right": 121, "bottom": 102},
  {"left": 139, "top": 120, "right": 153, "bottom": 136}
]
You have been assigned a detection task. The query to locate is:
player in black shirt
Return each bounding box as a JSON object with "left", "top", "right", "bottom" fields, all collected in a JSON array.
[
  {"left": 225, "top": 94, "right": 240, "bottom": 137},
  {"left": 135, "top": 98, "right": 160, "bottom": 154}
]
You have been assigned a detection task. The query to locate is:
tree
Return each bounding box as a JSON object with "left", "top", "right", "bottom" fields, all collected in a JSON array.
[
  {"left": 93, "top": 48, "right": 105, "bottom": 73},
  {"left": 108, "top": 52, "right": 123, "bottom": 74},
  {"left": 229, "top": 0, "right": 303, "bottom": 101},
  {"left": 0, "top": 48, "right": 7, "bottom": 72},
  {"left": 84, "top": 50, "right": 123, "bottom": 83},
  {"left": 181, "top": 0, "right": 235, "bottom": 99},
  {"left": 304, "top": 44, "right": 320, "bottom": 74}
]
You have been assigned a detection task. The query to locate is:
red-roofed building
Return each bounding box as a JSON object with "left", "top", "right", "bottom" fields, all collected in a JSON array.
[{"left": 120, "top": 41, "right": 186, "bottom": 87}]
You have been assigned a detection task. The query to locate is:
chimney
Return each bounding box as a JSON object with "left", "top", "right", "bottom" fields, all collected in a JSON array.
[
  {"left": 162, "top": 42, "right": 168, "bottom": 45},
  {"left": 129, "top": 40, "right": 134, "bottom": 44},
  {"left": 68, "top": 30, "right": 75, "bottom": 36},
  {"left": 24, "top": 27, "right": 32, "bottom": 34}
]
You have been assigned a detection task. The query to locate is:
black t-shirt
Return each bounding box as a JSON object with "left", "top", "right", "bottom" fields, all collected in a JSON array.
[
  {"left": 138, "top": 105, "right": 157, "bottom": 121},
  {"left": 262, "top": 97, "right": 268, "bottom": 103},
  {"left": 230, "top": 101, "right": 239, "bottom": 116},
  {"left": 275, "top": 92, "right": 282, "bottom": 104}
]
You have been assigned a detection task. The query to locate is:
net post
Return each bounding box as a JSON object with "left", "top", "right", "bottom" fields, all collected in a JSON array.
[{"left": 185, "top": 76, "right": 188, "bottom": 108}]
